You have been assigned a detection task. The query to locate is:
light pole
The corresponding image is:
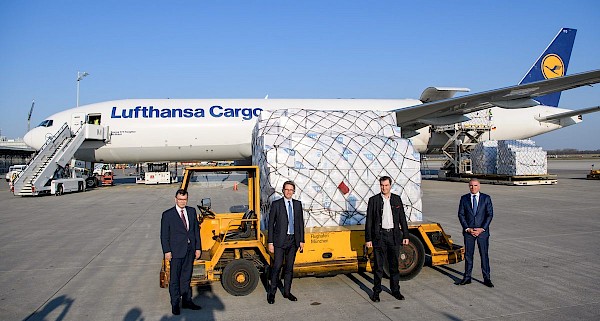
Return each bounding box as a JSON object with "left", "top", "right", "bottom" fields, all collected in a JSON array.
[{"left": 76, "top": 71, "right": 89, "bottom": 107}]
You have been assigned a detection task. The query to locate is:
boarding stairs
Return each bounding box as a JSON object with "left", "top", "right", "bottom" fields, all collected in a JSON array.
[{"left": 12, "top": 123, "right": 105, "bottom": 196}]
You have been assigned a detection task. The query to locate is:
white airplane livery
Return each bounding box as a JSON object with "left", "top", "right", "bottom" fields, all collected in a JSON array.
[{"left": 23, "top": 28, "right": 600, "bottom": 163}]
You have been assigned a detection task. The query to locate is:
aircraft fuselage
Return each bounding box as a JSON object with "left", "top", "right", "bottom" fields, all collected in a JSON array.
[{"left": 23, "top": 99, "right": 578, "bottom": 163}]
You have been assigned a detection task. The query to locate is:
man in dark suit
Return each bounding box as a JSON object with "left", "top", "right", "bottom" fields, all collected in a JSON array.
[
  {"left": 161, "top": 189, "right": 202, "bottom": 315},
  {"left": 267, "top": 180, "right": 305, "bottom": 304},
  {"left": 365, "top": 176, "right": 410, "bottom": 302},
  {"left": 457, "top": 178, "right": 494, "bottom": 288}
]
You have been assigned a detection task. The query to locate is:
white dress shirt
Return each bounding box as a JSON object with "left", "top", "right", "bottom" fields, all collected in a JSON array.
[{"left": 381, "top": 194, "right": 394, "bottom": 229}]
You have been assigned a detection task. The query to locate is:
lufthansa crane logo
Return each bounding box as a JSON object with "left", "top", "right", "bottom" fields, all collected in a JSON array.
[{"left": 541, "top": 54, "right": 564, "bottom": 79}]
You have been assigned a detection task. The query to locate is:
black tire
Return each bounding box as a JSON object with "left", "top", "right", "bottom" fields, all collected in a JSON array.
[
  {"left": 221, "top": 259, "right": 259, "bottom": 296},
  {"left": 86, "top": 178, "right": 95, "bottom": 188},
  {"left": 78, "top": 181, "right": 84, "bottom": 192},
  {"left": 383, "top": 233, "right": 425, "bottom": 280},
  {"left": 56, "top": 184, "right": 63, "bottom": 196}
]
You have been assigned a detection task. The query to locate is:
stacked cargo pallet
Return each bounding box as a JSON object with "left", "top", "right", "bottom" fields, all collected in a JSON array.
[
  {"left": 252, "top": 109, "right": 422, "bottom": 228},
  {"left": 471, "top": 140, "right": 498, "bottom": 174},
  {"left": 471, "top": 139, "right": 547, "bottom": 176},
  {"left": 496, "top": 140, "right": 547, "bottom": 176}
]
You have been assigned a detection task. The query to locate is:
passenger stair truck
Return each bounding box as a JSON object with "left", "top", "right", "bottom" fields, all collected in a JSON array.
[
  {"left": 159, "top": 110, "right": 464, "bottom": 296},
  {"left": 12, "top": 123, "right": 107, "bottom": 196}
]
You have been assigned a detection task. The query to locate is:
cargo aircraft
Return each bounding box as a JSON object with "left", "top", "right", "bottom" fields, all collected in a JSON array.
[{"left": 23, "top": 28, "right": 600, "bottom": 163}]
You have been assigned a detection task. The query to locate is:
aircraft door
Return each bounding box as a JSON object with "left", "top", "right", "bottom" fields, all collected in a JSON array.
[
  {"left": 87, "top": 113, "right": 102, "bottom": 125},
  {"left": 71, "top": 112, "right": 86, "bottom": 133}
]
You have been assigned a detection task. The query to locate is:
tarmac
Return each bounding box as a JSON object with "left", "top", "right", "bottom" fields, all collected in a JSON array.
[{"left": 0, "top": 159, "right": 598, "bottom": 321}]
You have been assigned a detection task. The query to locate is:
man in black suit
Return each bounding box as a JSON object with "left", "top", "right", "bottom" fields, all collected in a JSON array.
[
  {"left": 161, "top": 189, "right": 202, "bottom": 315},
  {"left": 457, "top": 178, "right": 494, "bottom": 288},
  {"left": 267, "top": 180, "right": 305, "bottom": 304},
  {"left": 365, "top": 176, "right": 410, "bottom": 302}
]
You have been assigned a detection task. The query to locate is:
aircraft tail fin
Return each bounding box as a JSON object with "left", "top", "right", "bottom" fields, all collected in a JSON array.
[{"left": 519, "top": 28, "right": 577, "bottom": 107}]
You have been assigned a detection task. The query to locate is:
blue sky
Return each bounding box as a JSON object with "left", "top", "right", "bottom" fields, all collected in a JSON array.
[{"left": 1, "top": 1, "right": 598, "bottom": 150}]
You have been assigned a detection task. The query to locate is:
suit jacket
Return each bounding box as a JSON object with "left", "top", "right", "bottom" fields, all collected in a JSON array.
[
  {"left": 458, "top": 193, "right": 493, "bottom": 233},
  {"left": 267, "top": 198, "right": 305, "bottom": 248},
  {"left": 161, "top": 206, "right": 201, "bottom": 259},
  {"left": 365, "top": 193, "right": 409, "bottom": 245}
]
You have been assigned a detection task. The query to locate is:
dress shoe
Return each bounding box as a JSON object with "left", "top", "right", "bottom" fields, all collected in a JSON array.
[
  {"left": 267, "top": 293, "right": 275, "bottom": 304},
  {"left": 392, "top": 292, "right": 405, "bottom": 300},
  {"left": 283, "top": 293, "right": 298, "bottom": 301},
  {"left": 370, "top": 292, "right": 380, "bottom": 302},
  {"left": 458, "top": 278, "right": 471, "bottom": 285},
  {"left": 483, "top": 279, "right": 494, "bottom": 288},
  {"left": 182, "top": 301, "right": 202, "bottom": 310},
  {"left": 172, "top": 305, "right": 181, "bottom": 315}
]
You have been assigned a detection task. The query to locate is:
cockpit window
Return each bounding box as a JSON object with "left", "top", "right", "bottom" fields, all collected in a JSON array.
[{"left": 37, "top": 120, "right": 53, "bottom": 127}]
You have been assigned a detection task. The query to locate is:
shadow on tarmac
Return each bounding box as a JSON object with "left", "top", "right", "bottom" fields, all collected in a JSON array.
[
  {"left": 431, "top": 265, "right": 489, "bottom": 286},
  {"left": 24, "top": 285, "right": 225, "bottom": 321},
  {"left": 22, "top": 295, "right": 74, "bottom": 321},
  {"left": 344, "top": 272, "right": 393, "bottom": 296}
]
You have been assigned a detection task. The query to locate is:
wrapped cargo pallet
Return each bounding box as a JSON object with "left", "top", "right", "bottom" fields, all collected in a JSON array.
[
  {"left": 496, "top": 140, "right": 547, "bottom": 176},
  {"left": 471, "top": 141, "right": 498, "bottom": 174},
  {"left": 252, "top": 109, "right": 422, "bottom": 228}
]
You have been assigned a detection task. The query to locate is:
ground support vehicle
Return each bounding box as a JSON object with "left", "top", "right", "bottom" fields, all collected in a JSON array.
[
  {"left": 51, "top": 176, "right": 86, "bottom": 195},
  {"left": 160, "top": 166, "right": 267, "bottom": 296},
  {"left": 159, "top": 166, "right": 464, "bottom": 296},
  {"left": 100, "top": 170, "right": 114, "bottom": 186},
  {"left": 11, "top": 165, "right": 86, "bottom": 196},
  {"left": 294, "top": 223, "right": 463, "bottom": 280},
  {"left": 5, "top": 164, "right": 26, "bottom": 182},
  {"left": 137, "top": 162, "right": 175, "bottom": 184},
  {"left": 587, "top": 167, "right": 600, "bottom": 180}
]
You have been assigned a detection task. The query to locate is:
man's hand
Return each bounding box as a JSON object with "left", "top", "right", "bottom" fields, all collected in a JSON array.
[
  {"left": 164, "top": 252, "right": 172, "bottom": 261},
  {"left": 195, "top": 250, "right": 201, "bottom": 259},
  {"left": 365, "top": 241, "right": 373, "bottom": 248},
  {"left": 467, "top": 228, "right": 482, "bottom": 237},
  {"left": 402, "top": 238, "right": 410, "bottom": 246},
  {"left": 299, "top": 242, "right": 305, "bottom": 253},
  {"left": 472, "top": 228, "right": 484, "bottom": 237},
  {"left": 268, "top": 243, "right": 274, "bottom": 254}
]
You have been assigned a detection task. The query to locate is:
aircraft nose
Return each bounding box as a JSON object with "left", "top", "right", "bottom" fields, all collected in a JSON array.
[{"left": 23, "top": 129, "right": 43, "bottom": 150}]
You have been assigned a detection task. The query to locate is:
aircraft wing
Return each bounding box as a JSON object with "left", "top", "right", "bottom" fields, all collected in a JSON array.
[{"left": 395, "top": 69, "right": 600, "bottom": 133}]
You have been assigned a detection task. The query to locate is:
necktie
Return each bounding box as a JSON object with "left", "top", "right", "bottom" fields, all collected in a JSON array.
[
  {"left": 180, "top": 209, "right": 188, "bottom": 231},
  {"left": 287, "top": 201, "right": 294, "bottom": 234},
  {"left": 472, "top": 195, "right": 478, "bottom": 215}
]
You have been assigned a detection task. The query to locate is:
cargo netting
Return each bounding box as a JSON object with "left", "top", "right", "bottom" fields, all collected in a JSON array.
[
  {"left": 471, "top": 139, "right": 547, "bottom": 175},
  {"left": 252, "top": 109, "right": 422, "bottom": 228},
  {"left": 471, "top": 141, "right": 498, "bottom": 174}
]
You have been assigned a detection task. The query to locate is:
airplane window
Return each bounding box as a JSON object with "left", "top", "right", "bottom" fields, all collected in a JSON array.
[{"left": 37, "top": 120, "right": 54, "bottom": 127}]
